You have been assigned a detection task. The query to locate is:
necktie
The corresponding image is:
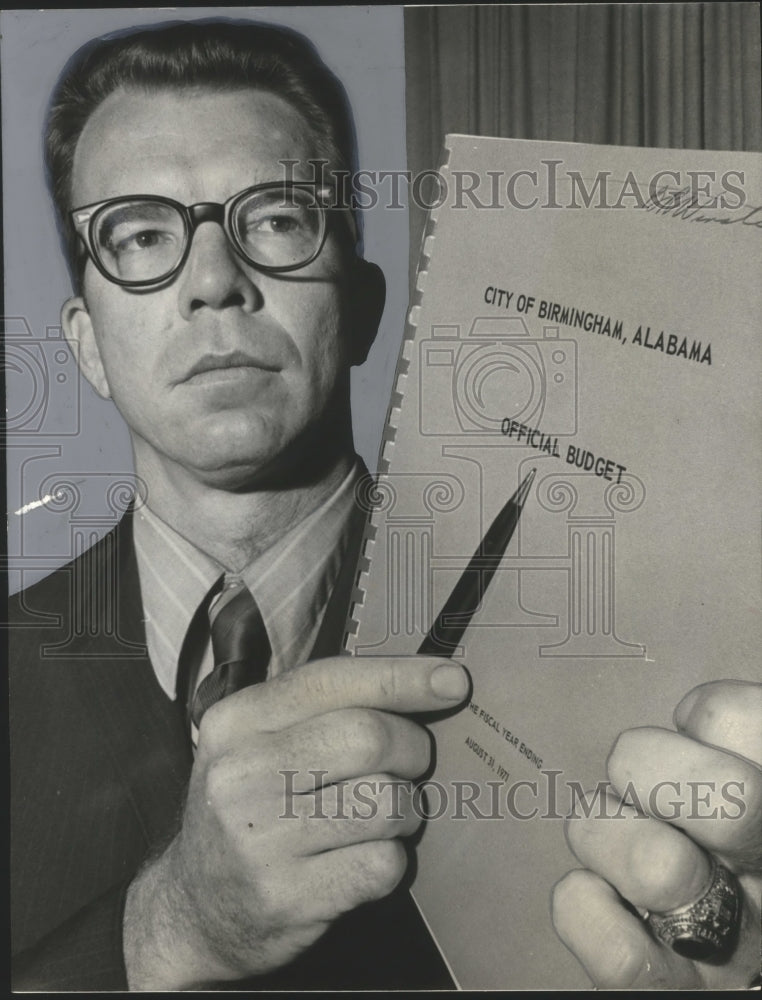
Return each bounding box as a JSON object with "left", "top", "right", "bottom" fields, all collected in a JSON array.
[{"left": 190, "top": 582, "right": 271, "bottom": 729}]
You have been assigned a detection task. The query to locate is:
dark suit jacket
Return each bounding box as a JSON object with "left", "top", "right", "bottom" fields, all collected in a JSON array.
[{"left": 9, "top": 507, "right": 453, "bottom": 990}]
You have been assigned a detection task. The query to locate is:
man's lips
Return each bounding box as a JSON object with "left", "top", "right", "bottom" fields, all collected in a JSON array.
[{"left": 179, "top": 351, "right": 282, "bottom": 384}]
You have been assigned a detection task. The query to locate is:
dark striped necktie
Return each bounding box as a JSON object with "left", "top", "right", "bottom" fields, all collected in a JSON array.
[{"left": 190, "top": 582, "right": 271, "bottom": 729}]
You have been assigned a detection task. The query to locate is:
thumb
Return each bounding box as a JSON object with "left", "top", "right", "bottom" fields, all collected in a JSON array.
[{"left": 673, "top": 680, "right": 762, "bottom": 767}]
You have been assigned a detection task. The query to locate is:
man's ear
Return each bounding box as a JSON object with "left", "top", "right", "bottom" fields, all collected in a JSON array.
[
  {"left": 346, "top": 258, "right": 386, "bottom": 367},
  {"left": 61, "top": 296, "right": 111, "bottom": 399}
]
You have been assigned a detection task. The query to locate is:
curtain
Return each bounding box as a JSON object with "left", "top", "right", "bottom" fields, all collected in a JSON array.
[{"left": 404, "top": 3, "right": 762, "bottom": 275}]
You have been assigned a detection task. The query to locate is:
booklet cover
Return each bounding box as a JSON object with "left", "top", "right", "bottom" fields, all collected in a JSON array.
[{"left": 345, "top": 136, "right": 761, "bottom": 988}]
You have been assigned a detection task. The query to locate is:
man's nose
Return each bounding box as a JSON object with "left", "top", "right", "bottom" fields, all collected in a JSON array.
[{"left": 176, "top": 222, "right": 262, "bottom": 319}]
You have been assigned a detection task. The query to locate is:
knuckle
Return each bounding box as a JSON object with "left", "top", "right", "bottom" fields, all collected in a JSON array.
[
  {"left": 276, "top": 725, "right": 324, "bottom": 787},
  {"left": 726, "top": 777, "right": 762, "bottom": 866},
  {"left": 364, "top": 839, "right": 407, "bottom": 896},
  {"left": 550, "top": 868, "right": 593, "bottom": 926},
  {"left": 343, "top": 777, "right": 382, "bottom": 824},
  {"left": 358, "top": 775, "right": 418, "bottom": 835},
  {"left": 288, "top": 658, "right": 342, "bottom": 708},
  {"left": 551, "top": 870, "right": 645, "bottom": 988},
  {"left": 200, "top": 751, "right": 258, "bottom": 819},
  {"left": 408, "top": 723, "right": 432, "bottom": 776},
  {"left": 377, "top": 663, "right": 401, "bottom": 703},
  {"left": 684, "top": 682, "right": 723, "bottom": 724},
  {"left": 346, "top": 811, "right": 386, "bottom": 845},
  {"left": 345, "top": 710, "right": 389, "bottom": 774},
  {"left": 692, "top": 679, "right": 762, "bottom": 716},
  {"left": 736, "top": 771, "right": 762, "bottom": 825},
  {"left": 388, "top": 776, "right": 417, "bottom": 820},
  {"left": 606, "top": 728, "right": 637, "bottom": 775},
  {"left": 398, "top": 801, "right": 423, "bottom": 838},
  {"left": 563, "top": 805, "right": 595, "bottom": 855},
  {"left": 630, "top": 839, "right": 660, "bottom": 893},
  {"left": 626, "top": 833, "right": 683, "bottom": 905},
  {"left": 203, "top": 753, "right": 236, "bottom": 808},
  {"left": 196, "top": 698, "right": 229, "bottom": 750},
  {"left": 299, "top": 665, "right": 333, "bottom": 703}
]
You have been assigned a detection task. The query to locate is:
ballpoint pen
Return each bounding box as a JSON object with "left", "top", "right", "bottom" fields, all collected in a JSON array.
[{"left": 418, "top": 468, "right": 536, "bottom": 657}]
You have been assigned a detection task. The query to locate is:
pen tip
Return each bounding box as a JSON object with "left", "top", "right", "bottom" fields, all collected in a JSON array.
[{"left": 515, "top": 467, "right": 536, "bottom": 506}]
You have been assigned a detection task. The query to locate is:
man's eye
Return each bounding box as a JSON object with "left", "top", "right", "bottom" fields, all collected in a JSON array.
[
  {"left": 109, "top": 229, "right": 176, "bottom": 254},
  {"left": 247, "top": 213, "right": 302, "bottom": 235}
]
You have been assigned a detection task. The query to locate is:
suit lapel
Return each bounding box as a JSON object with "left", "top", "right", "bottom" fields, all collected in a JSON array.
[
  {"left": 65, "top": 483, "right": 367, "bottom": 843},
  {"left": 72, "top": 513, "right": 192, "bottom": 845}
]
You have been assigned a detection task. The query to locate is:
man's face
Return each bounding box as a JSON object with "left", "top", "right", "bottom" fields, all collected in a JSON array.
[{"left": 65, "top": 87, "right": 359, "bottom": 490}]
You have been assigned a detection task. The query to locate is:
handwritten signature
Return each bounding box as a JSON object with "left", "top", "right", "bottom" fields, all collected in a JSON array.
[{"left": 644, "top": 185, "right": 762, "bottom": 229}]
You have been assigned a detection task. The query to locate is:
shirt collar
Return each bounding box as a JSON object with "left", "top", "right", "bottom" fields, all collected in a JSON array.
[{"left": 133, "top": 460, "right": 364, "bottom": 699}]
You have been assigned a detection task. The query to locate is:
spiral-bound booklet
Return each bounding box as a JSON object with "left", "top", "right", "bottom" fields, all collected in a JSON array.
[{"left": 344, "top": 136, "right": 761, "bottom": 988}]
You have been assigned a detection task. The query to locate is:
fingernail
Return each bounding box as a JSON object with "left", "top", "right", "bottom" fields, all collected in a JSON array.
[{"left": 431, "top": 663, "right": 468, "bottom": 701}]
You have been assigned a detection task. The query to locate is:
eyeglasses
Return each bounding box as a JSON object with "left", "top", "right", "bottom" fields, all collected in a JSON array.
[{"left": 70, "top": 182, "right": 333, "bottom": 288}]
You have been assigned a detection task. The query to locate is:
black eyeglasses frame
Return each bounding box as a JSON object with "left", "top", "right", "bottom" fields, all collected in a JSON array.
[{"left": 70, "top": 181, "right": 332, "bottom": 289}]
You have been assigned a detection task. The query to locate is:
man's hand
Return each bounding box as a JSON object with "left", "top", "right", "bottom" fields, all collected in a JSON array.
[
  {"left": 552, "top": 680, "right": 762, "bottom": 989},
  {"left": 123, "top": 656, "right": 469, "bottom": 989}
]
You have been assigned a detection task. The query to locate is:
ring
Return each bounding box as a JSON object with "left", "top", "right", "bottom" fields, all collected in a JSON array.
[{"left": 646, "top": 857, "right": 742, "bottom": 962}]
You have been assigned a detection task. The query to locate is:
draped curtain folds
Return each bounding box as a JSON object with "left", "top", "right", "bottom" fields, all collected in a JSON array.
[{"left": 404, "top": 3, "right": 762, "bottom": 274}]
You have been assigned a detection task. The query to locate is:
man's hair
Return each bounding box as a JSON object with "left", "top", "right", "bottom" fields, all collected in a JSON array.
[{"left": 45, "top": 18, "right": 359, "bottom": 291}]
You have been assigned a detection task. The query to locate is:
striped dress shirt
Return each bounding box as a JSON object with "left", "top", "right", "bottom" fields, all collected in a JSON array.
[{"left": 132, "top": 461, "right": 364, "bottom": 702}]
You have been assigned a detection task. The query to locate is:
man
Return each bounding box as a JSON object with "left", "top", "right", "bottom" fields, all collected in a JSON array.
[
  {"left": 11, "top": 19, "right": 455, "bottom": 990},
  {"left": 9, "top": 18, "right": 761, "bottom": 992}
]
